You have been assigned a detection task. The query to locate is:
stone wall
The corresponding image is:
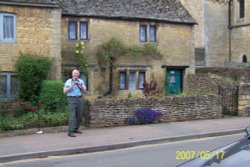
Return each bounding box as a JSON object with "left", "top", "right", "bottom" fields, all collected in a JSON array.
[
  {"left": 185, "top": 73, "right": 236, "bottom": 95},
  {"left": 88, "top": 95, "right": 222, "bottom": 127},
  {"left": 196, "top": 67, "right": 250, "bottom": 83},
  {"left": 238, "top": 84, "right": 250, "bottom": 115}
]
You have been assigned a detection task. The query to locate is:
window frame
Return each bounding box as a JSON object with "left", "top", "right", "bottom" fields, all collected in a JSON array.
[
  {"left": 0, "top": 13, "right": 16, "bottom": 43},
  {"left": 0, "top": 72, "right": 18, "bottom": 101},
  {"left": 80, "top": 22, "right": 88, "bottom": 40},
  {"left": 138, "top": 71, "right": 146, "bottom": 89},
  {"left": 128, "top": 71, "right": 136, "bottom": 90},
  {"left": 239, "top": 0, "right": 245, "bottom": 19},
  {"left": 119, "top": 71, "right": 127, "bottom": 90},
  {"left": 139, "top": 24, "right": 147, "bottom": 42},
  {"left": 149, "top": 25, "right": 156, "bottom": 42},
  {"left": 68, "top": 21, "right": 78, "bottom": 40}
]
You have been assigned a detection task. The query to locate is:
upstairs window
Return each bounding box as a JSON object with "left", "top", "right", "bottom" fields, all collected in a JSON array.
[
  {"left": 68, "top": 21, "right": 77, "bottom": 40},
  {"left": 239, "top": 0, "right": 245, "bottom": 19},
  {"left": 139, "top": 24, "right": 157, "bottom": 43},
  {"left": 80, "top": 22, "right": 88, "bottom": 40},
  {"left": 0, "top": 13, "right": 16, "bottom": 42},
  {"left": 68, "top": 21, "right": 88, "bottom": 40},
  {"left": 149, "top": 25, "right": 156, "bottom": 42},
  {"left": 140, "top": 25, "right": 147, "bottom": 42}
]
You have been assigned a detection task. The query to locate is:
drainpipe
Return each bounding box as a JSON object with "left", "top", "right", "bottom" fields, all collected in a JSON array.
[
  {"left": 228, "top": 0, "right": 233, "bottom": 63},
  {"left": 109, "top": 57, "right": 114, "bottom": 95}
]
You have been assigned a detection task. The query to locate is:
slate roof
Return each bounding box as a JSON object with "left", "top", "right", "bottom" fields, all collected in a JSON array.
[
  {"left": 58, "top": 0, "right": 196, "bottom": 25},
  {"left": 0, "top": 0, "right": 196, "bottom": 25}
]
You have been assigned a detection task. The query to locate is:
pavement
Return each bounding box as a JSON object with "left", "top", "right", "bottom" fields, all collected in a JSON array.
[{"left": 0, "top": 116, "right": 250, "bottom": 163}]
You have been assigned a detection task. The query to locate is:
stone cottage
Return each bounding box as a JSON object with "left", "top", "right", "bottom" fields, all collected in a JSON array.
[
  {"left": 1, "top": 0, "right": 249, "bottom": 101},
  {"left": 0, "top": 0, "right": 62, "bottom": 101},
  {"left": 0, "top": 0, "right": 196, "bottom": 101}
]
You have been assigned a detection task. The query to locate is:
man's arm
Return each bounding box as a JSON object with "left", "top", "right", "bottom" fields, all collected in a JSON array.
[{"left": 64, "top": 81, "right": 75, "bottom": 94}]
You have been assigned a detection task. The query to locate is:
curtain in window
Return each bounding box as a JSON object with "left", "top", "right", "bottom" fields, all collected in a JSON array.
[
  {"left": 80, "top": 22, "right": 87, "bottom": 40},
  {"left": 68, "top": 22, "right": 77, "bottom": 39},
  {"left": 138, "top": 72, "right": 145, "bottom": 89},
  {"left": 11, "top": 75, "right": 18, "bottom": 98},
  {"left": 140, "top": 25, "right": 147, "bottom": 42},
  {"left": 119, "top": 72, "right": 126, "bottom": 90},
  {"left": 129, "top": 72, "right": 136, "bottom": 90},
  {"left": 0, "top": 75, "right": 7, "bottom": 98},
  {"left": 149, "top": 25, "right": 156, "bottom": 42},
  {"left": 3, "top": 16, "right": 14, "bottom": 39}
]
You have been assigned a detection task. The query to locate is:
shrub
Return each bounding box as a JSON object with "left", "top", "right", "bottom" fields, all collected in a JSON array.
[
  {"left": 39, "top": 80, "right": 66, "bottom": 112},
  {"left": 15, "top": 53, "right": 52, "bottom": 103},
  {"left": 128, "top": 108, "right": 162, "bottom": 125}
]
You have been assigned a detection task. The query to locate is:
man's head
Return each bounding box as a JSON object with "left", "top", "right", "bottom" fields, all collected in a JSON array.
[{"left": 72, "top": 69, "right": 80, "bottom": 79}]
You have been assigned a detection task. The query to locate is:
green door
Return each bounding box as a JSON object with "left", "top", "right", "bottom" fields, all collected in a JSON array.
[{"left": 166, "top": 69, "right": 182, "bottom": 95}]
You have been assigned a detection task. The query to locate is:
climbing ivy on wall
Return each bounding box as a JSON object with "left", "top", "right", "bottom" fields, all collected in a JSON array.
[{"left": 96, "top": 37, "right": 162, "bottom": 68}]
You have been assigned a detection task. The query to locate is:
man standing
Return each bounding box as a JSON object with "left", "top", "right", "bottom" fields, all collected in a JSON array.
[{"left": 64, "top": 69, "right": 86, "bottom": 137}]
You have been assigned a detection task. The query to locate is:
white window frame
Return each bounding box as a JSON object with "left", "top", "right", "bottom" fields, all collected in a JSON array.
[
  {"left": 0, "top": 72, "right": 18, "bottom": 101},
  {"left": 0, "top": 13, "right": 16, "bottom": 43}
]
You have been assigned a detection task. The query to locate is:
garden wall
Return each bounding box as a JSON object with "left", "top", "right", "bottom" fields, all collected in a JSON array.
[
  {"left": 185, "top": 73, "right": 236, "bottom": 95},
  {"left": 88, "top": 95, "right": 222, "bottom": 127},
  {"left": 196, "top": 67, "right": 250, "bottom": 83}
]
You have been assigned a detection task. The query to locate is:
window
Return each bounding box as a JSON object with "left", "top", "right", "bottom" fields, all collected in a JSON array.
[
  {"left": 243, "top": 55, "right": 247, "bottom": 63},
  {"left": 119, "top": 72, "right": 126, "bottom": 90},
  {"left": 149, "top": 25, "right": 156, "bottom": 42},
  {"left": 119, "top": 71, "right": 146, "bottom": 90},
  {"left": 140, "top": 25, "right": 147, "bottom": 42},
  {"left": 138, "top": 72, "right": 145, "bottom": 89},
  {"left": 68, "top": 21, "right": 88, "bottom": 40},
  {"left": 0, "top": 13, "right": 16, "bottom": 42},
  {"left": 0, "top": 72, "right": 18, "bottom": 101},
  {"left": 129, "top": 72, "right": 136, "bottom": 90},
  {"left": 80, "top": 22, "right": 88, "bottom": 40},
  {"left": 80, "top": 74, "right": 89, "bottom": 91},
  {"left": 139, "top": 24, "right": 157, "bottom": 42},
  {"left": 68, "top": 21, "right": 77, "bottom": 40},
  {"left": 239, "top": 0, "right": 245, "bottom": 19}
]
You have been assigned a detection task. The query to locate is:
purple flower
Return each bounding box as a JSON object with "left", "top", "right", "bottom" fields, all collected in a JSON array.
[{"left": 128, "top": 108, "right": 162, "bottom": 125}]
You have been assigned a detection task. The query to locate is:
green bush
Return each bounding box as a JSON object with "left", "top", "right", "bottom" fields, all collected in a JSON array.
[
  {"left": 0, "top": 110, "right": 68, "bottom": 132},
  {"left": 15, "top": 54, "right": 52, "bottom": 103},
  {"left": 39, "top": 80, "right": 66, "bottom": 111}
]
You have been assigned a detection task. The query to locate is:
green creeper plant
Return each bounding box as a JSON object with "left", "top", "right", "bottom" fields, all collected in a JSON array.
[{"left": 75, "top": 41, "right": 89, "bottom": 76}]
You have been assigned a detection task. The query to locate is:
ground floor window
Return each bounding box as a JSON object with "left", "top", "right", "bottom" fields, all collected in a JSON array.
[
  {"left": 0, "top": 72, "right": 18, "bottom": 101},
  {"left": 119, "top": 71, "right": 146, "bottom": 90}
]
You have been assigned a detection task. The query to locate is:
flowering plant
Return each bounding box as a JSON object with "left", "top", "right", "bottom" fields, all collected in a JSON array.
[
  {"left": 128, "top": 108, "right": 162, "bottom": 125},
  {"left": 17, "top": 101, "right": 43, "bottom": 114}
]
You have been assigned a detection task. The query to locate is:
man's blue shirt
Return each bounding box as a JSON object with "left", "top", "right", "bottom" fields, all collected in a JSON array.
[{"left": 64, "top": 78, "right": 86, "bottom": 97}]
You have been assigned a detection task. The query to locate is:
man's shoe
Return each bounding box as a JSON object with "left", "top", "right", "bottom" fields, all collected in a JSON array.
[
  {"left": 74, "top": 130, "right": 82, "bottom": 134},
  {"left": 68, "top": 132, "right": 76, "bottom": 137}
]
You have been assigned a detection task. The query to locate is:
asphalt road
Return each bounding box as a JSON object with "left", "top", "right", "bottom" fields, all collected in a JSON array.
[{"left": 0, "top": 133, "right": 244, "bottom": 167}]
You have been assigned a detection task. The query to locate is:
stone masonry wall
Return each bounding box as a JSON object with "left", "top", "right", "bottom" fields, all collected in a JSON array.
[
  {"left": 185, "top": 73, "right": 236, "bottom": 95},
  {"left": 88, "top": 95, "right": 222, "bottom": 127},
  {"left": 238, "top": 84, "right": 250, "bottom": 115},
  {"left": 196, "top": 67, "right": 250, "bottom": 83}
]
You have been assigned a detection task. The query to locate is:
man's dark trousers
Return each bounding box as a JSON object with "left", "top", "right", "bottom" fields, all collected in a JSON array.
[{"left": 67, "top": 97, "right": 83, "bottom": 133}]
